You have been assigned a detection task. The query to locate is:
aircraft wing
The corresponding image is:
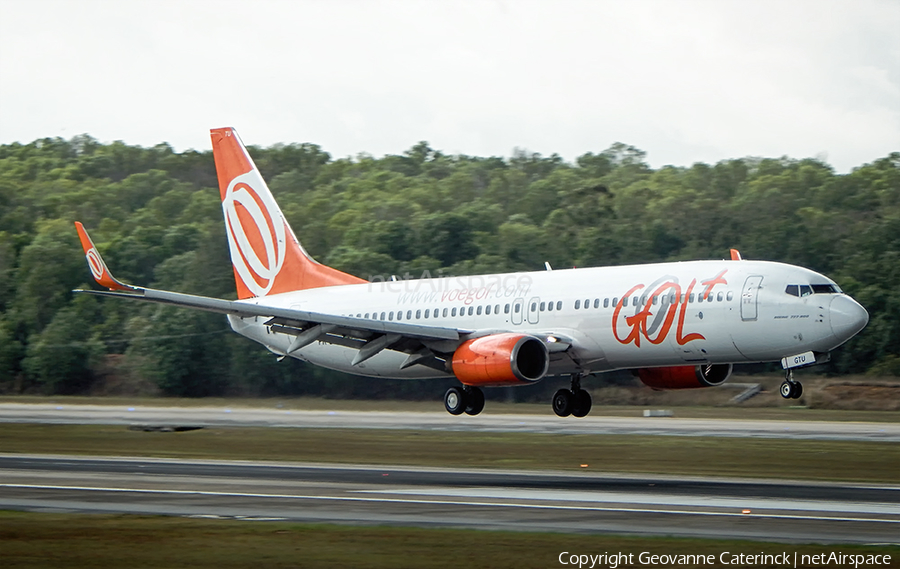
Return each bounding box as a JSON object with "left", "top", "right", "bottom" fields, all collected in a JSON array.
[{"left": 74, "top": 222, "right": 467, "bottom": 370}]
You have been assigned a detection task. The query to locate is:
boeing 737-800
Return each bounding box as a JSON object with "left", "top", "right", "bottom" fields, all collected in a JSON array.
[{"left": 74, "top": 127, "right": 869, "bottom": 417}]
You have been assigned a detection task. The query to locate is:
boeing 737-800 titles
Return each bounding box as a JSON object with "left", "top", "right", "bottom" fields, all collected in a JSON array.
[{"left": 74, "top": 128, "right": 869, "bottom": 417}]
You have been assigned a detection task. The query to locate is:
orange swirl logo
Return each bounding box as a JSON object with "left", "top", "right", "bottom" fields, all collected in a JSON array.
[{"left": 222, "top": 172, "right": 286, "bottom": 296}]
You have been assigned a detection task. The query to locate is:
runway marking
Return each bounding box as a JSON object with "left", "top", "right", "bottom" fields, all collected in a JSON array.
[{"left": 1, "top": 483, "right": 898, "bottom": 525}]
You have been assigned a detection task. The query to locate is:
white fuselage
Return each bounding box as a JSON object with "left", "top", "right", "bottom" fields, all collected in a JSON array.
[{"left": 226, "top": 260, "right": 867, "bottom": 380}]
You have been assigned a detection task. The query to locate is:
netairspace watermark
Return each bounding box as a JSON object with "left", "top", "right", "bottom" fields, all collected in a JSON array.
[{"left": 558, "top": 551, "right": 892, "bottom": 568}]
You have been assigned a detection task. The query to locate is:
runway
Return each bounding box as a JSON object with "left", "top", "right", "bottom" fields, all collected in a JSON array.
[
  {"left": 1, "top": 403, "right": 899, "bottom": 441},
  {"left": 0, "top": 454, "right": 897, "bottom": 544}
]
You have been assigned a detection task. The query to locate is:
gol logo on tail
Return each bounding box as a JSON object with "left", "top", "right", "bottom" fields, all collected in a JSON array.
[
  {"left": 222, "top": 172, "right": 287, "bottom": 296},
  {"left": 85, "top": 247, "right": 105, "bottom": 281}
]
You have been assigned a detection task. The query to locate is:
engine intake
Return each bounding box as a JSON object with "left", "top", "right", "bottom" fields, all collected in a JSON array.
[
  {"left": 636, "top": 364, "right": 733, "bottom": 390},
  {"left": 451, "top": 333, "right": 549, "bottom": 387}
]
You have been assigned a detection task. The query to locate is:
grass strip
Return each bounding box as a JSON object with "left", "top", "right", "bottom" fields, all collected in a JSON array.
[
  {"left": 1, "top": 511, "right": 898, "bottom": 569},
  {"left": 1, "top": 424, "right": 898, "bottom": 483}
]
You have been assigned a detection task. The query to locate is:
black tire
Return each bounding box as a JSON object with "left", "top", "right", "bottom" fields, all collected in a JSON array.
[
  {"left": 571, "top": 389, "right": 592, "bottom": 418},
  {"left": 444, "top": 387, "right": 467, "bottom": 415},
  {"left": 465, "top": 387, "right": 485, "bottom": 416},
  {"left": 790, "top": 381, "right": 803, "bottom": 399},
  {"left": 552, "top": 389, "right": 574, "bottom": 417},
  {"left": 780, "top": 381, "right": 793, "bottom": 399}
]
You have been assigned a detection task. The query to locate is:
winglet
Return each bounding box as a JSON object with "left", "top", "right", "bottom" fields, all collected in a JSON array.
[
  {"left": 730, "top": 249, "right": 742, "bottom": 261},
  {"left": 74, "top": 222, "right": 138, "bottom": 292}
]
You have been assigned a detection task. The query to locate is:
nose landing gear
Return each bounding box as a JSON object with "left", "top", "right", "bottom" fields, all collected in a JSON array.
[
  {"left": 552, "top": 374, "right": 592, "bottom": 417},
  {"left": 780, "top": 369, "right": 803, "bottom": 400}
]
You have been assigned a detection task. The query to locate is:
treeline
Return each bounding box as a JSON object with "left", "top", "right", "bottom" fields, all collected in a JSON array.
[{"left": 0, "top": 135, "right": 897, "bottom": 397}]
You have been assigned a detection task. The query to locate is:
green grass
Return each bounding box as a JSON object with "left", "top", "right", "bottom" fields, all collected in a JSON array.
[
  {"left": 1, "top": 511, "right": 897, "bottom": 569},
  {"left": 2, "top": 424, "right": 898, "bottom": 483}
]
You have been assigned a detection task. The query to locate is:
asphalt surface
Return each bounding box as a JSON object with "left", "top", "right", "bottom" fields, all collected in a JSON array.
[
  {"left": 1, "top": 403, "right": 899, "bottom": 441},
  {"left": 1, "top": 455, "right": 898, "bottom": 544}
]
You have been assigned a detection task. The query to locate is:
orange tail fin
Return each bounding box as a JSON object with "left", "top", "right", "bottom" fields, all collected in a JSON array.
[{"left": 210, "top": 127, "right": 364, "bottom": 299}]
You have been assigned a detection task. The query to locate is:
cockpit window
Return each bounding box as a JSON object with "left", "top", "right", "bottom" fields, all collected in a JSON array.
[
  {"left": 812, "top": 284, "right": 841, "bottom": 294},
  {"left": 786, "top": 283, "right": 842, "bottom": 297}
]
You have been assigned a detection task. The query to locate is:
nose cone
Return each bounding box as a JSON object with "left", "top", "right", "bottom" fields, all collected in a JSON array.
[{"left": 829, "top": 295, "right": 868, "bottom": 345}]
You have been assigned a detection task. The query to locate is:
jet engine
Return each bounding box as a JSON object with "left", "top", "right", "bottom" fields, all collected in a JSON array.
[
  {"left": 636, "top": 364, "right": 733, "bottom": 390},
  {"left": 451, "top": 333, "right": 549, "bottom": 387}
]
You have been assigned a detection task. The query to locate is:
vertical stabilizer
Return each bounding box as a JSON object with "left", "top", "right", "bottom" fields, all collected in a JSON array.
[{"left": 210, "top": 127, "right": 364, "bottom": 299}]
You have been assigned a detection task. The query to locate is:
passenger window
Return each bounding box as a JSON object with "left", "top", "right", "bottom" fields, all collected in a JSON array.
[
  {"left": 716, "top": 292, "right": 723, "bottom": 302},
  {"left": 689, "top": 294, "right": 695, "bottom": 303},
  {"left": 407, "top": 310, "right": 412, "bottom": 319},
  {"left": 380, "top": 312, "right": 386, "bottom": 320},
  {"left": 726, "top": 291, "right": 734, "bottom": 301},
  {"left": 506, "top": 304, "right": 512, "bottom": 314},
  {"left": 540, "top": 302, "right": 546, "bottom": 311},
  {"left": 476, "top": 306, "right": 483, "bottom": 315},
  {"left": 548, "top": 302, "right": 554, "bottom": 312},
  {"left": 468, "top": 306, "right": 474, "bottom": 316},
  {"left": 364, "top": 313, "right": 370, "bottom": 319},
  {"left": 585, "top": 298, "right": 591, "bottom": 308},
  {"left": 485, "top": 305, "right": 491, "bottom": 315},
  {"left": 556, "top": 301, "right": 562, "bottom": 311},
  {"left": 603, "top": 298, "right": 608, "bottom": 308},
  {"left": 652, "top": 296, "right": 658, "bottom": 305},
  {"left": 451, "top": 308, "right": 457, "bottom": 317},
  {"left": 424, "top": 309, "right": 429, "bottom": 318},
  {"left": 389, "top": 312, "right": 394, "bottom": 321},
  {"left": 495, "top": 304, "right": 500, "bottom": 313},
  {"left": 416, "top": 309, "right": 421, "bottom": 319},
  {"left": 613, "top": 297, "right": 619, "bottom": 306},
  {"left": 443, "top": 308, "right": 448, "bottom": 317},
  {"left": 575, "top": 300, "right": 581, "bottom": 309},
  {"left": 531, "top": 302, "right": 536, "bottom": 311},
  {"left": 633, "top": 296, "right": 639, "bottom": 306}
]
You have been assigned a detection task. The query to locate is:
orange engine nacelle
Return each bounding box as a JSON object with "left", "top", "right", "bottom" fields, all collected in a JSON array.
[
  {"left": 636, "top": 364, "right": 733, "bottom": 390},
  {"left": 451, "top": 333, "right": 549, "bottom": 387}
]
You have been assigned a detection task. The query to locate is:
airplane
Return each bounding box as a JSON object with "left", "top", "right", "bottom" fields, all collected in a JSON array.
[{"left": 73, "top": 127, "right": 870, "bottom": 417}]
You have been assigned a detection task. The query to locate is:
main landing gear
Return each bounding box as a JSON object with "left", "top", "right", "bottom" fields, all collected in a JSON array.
[
  {"left": 780, "top": 369, "right": 803, "bottom": 400},
  {"left": 444, "top": 385, "right": 485, "bottom": 416},
  {"left": 552, "top": 374, "right": 592, "bottom": 418}
]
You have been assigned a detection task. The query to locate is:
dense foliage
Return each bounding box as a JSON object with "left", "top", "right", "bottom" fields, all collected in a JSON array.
[{"left": 0, "top": 135, "right": 897, "bottom": 397}]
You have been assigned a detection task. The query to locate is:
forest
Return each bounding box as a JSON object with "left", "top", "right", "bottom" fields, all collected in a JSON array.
[{"left": 0, "top": 134, "right": 897, "bottom": 398}]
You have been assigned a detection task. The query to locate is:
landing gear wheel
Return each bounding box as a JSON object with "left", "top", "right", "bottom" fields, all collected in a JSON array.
[
  {"left": 780, "top": 381, "right": 793, "bottom": 399},
  {"left": 552, "top": 389, "right": 574, "bottom": 417},
  {"left": 571, "top": 389, "right": 592, "bottom": 418},
  {"left": 464, "top": 387, "right": 485, "bottom": 416},
  {"left": 444, "top": 387, "right": 467, "bottom": 415},
  {"left": 780, "top": 380, "right": 803, "bottom": 399}
]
